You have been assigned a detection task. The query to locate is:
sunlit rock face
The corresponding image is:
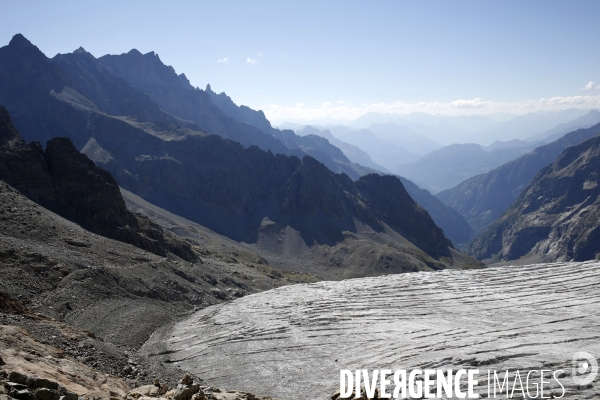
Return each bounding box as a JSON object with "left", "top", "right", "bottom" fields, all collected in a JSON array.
[{"left": 143, "top": 262, "right": 600, "bottom": 399}]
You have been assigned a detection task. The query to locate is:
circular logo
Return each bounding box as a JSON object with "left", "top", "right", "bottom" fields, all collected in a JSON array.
[{"left": 572, "top": 351, "right": 598, "bottom": 386}]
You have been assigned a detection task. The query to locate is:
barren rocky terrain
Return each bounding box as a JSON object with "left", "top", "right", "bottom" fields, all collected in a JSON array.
[
  {"left": 0, "top": 179, "right": 315, "bottom": 392},
  {"left": 145, "top": 261, "right": 600, "bottom": 399}
]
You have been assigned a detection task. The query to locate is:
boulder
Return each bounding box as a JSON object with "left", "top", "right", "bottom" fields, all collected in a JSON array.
[
  {"left": 8, "top": 371, "right": 28, "bottom": 385},
  {"left": 6, "top": 382, "right": 28, "bottom": 391},
  {"left": 26, "top": 377, "right": 59, "bottom": 390},
  {"left": 127, "top": 385, "right": 161, "bottom": 399},
  {"left": 58, "top": 389, "right": 78, "bottom": 400},
  {"left": 173, "top": 383, "right": 200, "bottom": 400},
  {"left": 10, "top": 389, "right": 35, "bottom": 400},
  {"left": 152, "top": 379, "right": 169, "bottom": 396},
  {"left": 34, "top": 388, "right": 60, "bottom": 400},
  {"left": 179, "top": 374, "right": 193, "bottom": 386}
]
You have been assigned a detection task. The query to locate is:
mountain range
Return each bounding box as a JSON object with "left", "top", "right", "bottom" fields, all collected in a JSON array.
[{"left": 0, "top": 34, "right": 479, "bottom": 277}]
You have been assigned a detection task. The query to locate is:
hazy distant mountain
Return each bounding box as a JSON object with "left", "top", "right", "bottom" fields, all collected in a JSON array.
[
  {"left": 526, "top": 109, "right": 600, "bottom": 143},
  {"left": 351, "top": 112, "right": 501, "bottom": 144},
  {"left": 473, "top": 109, "right": 594, "bottom": 145},
  {"left": 468, "top": 134, "right": 600, "bottom": 262},
  {"left": 395, "top": 142, "right": 538, "bottom": 193},
  {"left": 366, "top": 122, "right": 442, "bottom": 154},
  {"left": 437, "top": 123, "right": 600, "bottom": 233},
  {"left": 295, "top": 126, "right": 389, "bottom": 172},
  {"left": 349, "top": 109, "right": 592, "bottom": 145},
  {"left": 352, "top": 112, "right": 502, "bottom": 131},
  {"left": 487, "top": 139, "right": 538, "bottom": 150},
  {"left": 323, "top": 125, "right": 420, "bottom": 169}
]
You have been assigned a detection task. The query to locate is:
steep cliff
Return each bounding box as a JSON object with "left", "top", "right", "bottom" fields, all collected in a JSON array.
[
  {"left": 468, "top": 134, "right": 600, "bottom": 262},
  {"left": 0, "top": 106, "right": 194, "bottom": 260}
]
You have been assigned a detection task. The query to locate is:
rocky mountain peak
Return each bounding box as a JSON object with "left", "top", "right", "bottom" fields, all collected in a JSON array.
[
  {"left": 73, "top": 46, "right": 88, "bottom": 54},
  {"left": 8, "top": 33, "right": 35, "bottom": 50},
  {"left": 145, "top": 51, "right": 160, "bottom": 60},
  {"left": 127, "top": 48, "right": 143, "bottom": 56}
]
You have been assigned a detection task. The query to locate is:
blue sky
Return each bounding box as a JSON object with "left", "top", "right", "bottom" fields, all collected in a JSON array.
[{"left": 3, "top": 0, "right": 600, "bottom": 123}]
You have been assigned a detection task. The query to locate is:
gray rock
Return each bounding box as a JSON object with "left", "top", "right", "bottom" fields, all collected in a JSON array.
[{"left": 173, "top": 383, "right": 200, "bottom": 400}]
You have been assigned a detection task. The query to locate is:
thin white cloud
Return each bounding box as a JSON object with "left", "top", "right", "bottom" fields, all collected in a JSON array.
[
  {"left": 450, "top": 98, "right": 490, "bottom": 109},
  {"left": 262, "top": 96, "right": 600, "bottom": 123},
  {"left": 582, "top": 81, "right": 599, "bottom": 91},
  {"left": 246, "top": 58, "right": 258, "bottom": 65},
  {"left": 216, "top": 57, "right": 229, "bottom": 64}
]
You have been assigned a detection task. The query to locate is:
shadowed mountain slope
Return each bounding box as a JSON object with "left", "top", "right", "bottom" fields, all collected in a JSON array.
[
  {"left": 295, "top": 125, "right": 474, "bottom": 246},
  {"left": 398, "top": 177, "right": 474, "bottom": 246},
  {"left": 437, "top": 123, "right": 600, "bottom": 233},
  {"left": 0, "top": 106, "right": 194, "bottom": 260},
  {"left": 468, "top": 134, "right": 600, "bottom": 262}
]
